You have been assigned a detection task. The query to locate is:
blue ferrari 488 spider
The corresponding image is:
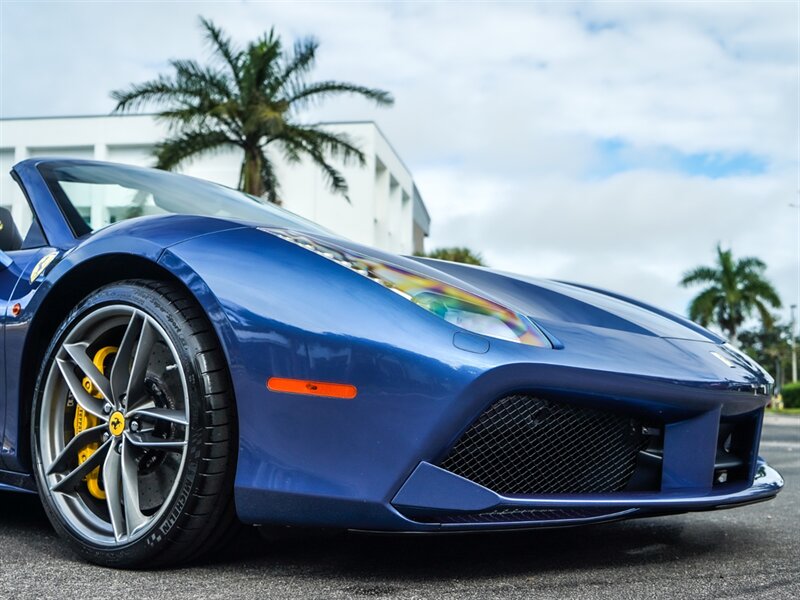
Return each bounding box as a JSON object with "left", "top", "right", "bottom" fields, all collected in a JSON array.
[{"left": 0, "top": 158, "right": 782, "bottom": 567}]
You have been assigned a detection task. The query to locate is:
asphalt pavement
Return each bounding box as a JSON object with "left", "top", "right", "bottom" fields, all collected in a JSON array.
[{"left": 1, "top": 415, "right": 797, "bottom": 600}]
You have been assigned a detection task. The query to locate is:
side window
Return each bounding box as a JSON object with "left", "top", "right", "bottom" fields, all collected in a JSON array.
[
  {"left": 0, "top": 163, "right": 47, "bottom": 251},
  {"left": 58, "top": 181, "right": 164, "bottom": 230}
]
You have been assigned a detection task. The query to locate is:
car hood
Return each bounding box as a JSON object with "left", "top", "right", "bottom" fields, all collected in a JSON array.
[
  {"left": 409, "top": 257, "right": 723, "bottom": 344},
  {"left": 277, "top": 227, "right": 722, "bottom": 345},
  {"left": 101, "top": 217, "right": 721, "bottom": 346},
  {"left": 265, "top": 228, "right": 773, "bottom": 388}
]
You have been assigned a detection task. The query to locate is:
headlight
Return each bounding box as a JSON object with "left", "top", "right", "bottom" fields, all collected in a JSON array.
[{"left": 264, "top": 228, "right": 551, "bottom": 348}]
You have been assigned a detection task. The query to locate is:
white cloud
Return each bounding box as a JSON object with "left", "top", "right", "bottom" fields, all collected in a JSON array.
[{"left": 420, "top": 166, "right": 797, "bottom": 316}]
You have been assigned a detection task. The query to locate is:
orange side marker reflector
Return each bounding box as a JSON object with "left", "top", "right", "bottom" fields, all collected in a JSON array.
[
  {"left": 267, "top": 377, "right": 357, "bottom": 399},
  {"left": 11, "top": 303, "right": 21, "bottom": 317}
]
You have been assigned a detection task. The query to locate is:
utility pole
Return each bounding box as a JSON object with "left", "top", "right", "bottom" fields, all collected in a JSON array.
[
  {"left": 792, "top": 304, "right": 798, "bottom": 382},
  {"left": 791, "top": 196, "right": 799, "bottom": 382}
]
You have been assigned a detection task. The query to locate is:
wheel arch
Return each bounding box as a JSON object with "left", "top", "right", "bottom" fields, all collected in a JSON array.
[{"left": 15, "top": 251, "right": 237, "bottom": 471}]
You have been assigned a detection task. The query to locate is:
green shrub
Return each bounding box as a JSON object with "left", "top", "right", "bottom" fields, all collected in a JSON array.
[{"left": 783, "top": 382, "right": 800, "bottom": 408}]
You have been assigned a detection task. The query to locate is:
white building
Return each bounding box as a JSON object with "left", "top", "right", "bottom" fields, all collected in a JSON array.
[{"left": 0, "top": 115, "right": 430, "bottom": 255}]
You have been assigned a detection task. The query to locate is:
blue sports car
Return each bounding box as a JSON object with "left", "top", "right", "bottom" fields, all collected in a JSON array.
[{"left": 0, "top": 158, "right": 783, "bottom": 567}]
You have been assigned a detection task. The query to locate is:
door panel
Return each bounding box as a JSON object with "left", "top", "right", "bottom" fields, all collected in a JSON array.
[
  {"left": 0, "top": 162, "right": 56, "bottom": 472},
  {"left": 1, "top": 248, "right": 56, "bottom": 471},
  {"left": 0, "top": 253, "right": 28, "bottom": 469}
]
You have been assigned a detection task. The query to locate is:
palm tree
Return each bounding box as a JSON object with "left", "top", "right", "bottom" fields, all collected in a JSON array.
[
  {"left": 680, "top": 244, "right": 781, "bottom": 341},
  {"left": 417, "top": 247, "right": 486, "bottom": 266},
  {"left": 111, "top": 17, "right": 393, "bottom": 202}
]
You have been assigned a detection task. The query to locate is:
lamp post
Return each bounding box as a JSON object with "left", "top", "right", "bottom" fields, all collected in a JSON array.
[
  {"left": 792, "top": 304, "right": 798, "bottom": 383},
  {"left": 792, "top": 197, "right": 799, "bottom": 382}
]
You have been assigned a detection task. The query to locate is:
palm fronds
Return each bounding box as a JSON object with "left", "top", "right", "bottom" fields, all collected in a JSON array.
[
  {"left": 111, "top": 17, "right": 393, "bottom": 200},
  {"left": 680, "top": 244, "right": 782, "bottom": 340}
]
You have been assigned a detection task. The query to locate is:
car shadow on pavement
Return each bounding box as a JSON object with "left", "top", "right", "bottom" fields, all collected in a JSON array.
[
  {"left": 0, "top": 489, "right": 765, "bottom": 581},
  {"left": 215, "top": 512, "right": 763, "bottom": 583}
]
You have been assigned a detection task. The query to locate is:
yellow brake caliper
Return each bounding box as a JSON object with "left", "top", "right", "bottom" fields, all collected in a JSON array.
[{"left": 74, "top": 345, "right": 118, "bottom": 500}]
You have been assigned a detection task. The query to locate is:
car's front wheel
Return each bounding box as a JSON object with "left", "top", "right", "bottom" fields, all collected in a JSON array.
[{"left": 31, "top": 280, "right": 238, "bottom": 567}]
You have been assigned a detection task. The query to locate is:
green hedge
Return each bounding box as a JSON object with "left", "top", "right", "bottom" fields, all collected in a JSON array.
[{"left": 783, "top": 382, "right": 800, "bottom": 408}]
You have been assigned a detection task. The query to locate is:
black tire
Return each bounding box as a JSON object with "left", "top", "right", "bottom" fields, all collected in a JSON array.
[{"left": 31, "top": 280, "right": 239, "bottom": 568}]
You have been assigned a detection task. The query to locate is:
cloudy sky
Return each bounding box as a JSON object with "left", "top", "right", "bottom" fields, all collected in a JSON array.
[{"left": 1, "top": 1, "right": 798, "bottom": 325}]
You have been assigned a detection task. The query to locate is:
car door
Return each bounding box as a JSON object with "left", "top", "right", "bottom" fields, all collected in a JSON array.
[
  {"left": 0, "top": 166, "right": 58, "bottom": 471},
  {"left": 0, "top": 251, "right": 16, "bottom": 467}
]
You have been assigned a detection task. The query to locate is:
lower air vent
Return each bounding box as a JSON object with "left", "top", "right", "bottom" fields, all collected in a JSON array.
[
  {"left": 432, "top": 507, "right": 624, "bottom": 524},
  {"left": 439, "top": 395, "right": 651, "bottom": 495}
]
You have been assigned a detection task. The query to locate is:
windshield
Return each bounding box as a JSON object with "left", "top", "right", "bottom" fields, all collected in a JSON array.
[{"left": 37, "top": 161, "right": 328, "bottom": 237}]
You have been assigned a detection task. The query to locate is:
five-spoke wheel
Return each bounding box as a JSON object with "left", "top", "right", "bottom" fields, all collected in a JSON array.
[
  {"left": 40, "top": 305, "right": 189, "bottom": 544},
  {"left": 32, "top": 281, "right": 237, "bottom": 567}
]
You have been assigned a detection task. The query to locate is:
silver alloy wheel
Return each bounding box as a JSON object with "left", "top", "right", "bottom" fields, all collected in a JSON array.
[{"left": 38, "top": 304, "right": 190, "bottom": 546}]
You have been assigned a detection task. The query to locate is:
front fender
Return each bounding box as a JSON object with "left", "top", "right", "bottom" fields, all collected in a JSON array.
[
  {"left": 1, "top": 222, "right": 245, "bottom": 473},
  {"left": 162, "top": 227, "right": 498, "bottom": 523}
]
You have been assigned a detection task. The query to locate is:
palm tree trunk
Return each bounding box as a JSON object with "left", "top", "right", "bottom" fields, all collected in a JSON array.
[
  {"left": 724, "top": 321, "right": 739, "bottom": 345},
  {"left": 241, "top": 146, "right": 265, "bottom": 197}
]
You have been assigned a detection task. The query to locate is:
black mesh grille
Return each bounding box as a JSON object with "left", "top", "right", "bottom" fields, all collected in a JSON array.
[
  {"left": 439, "top": 395, "right": 650, "bottom": 495},
  {"left": 426, "top": 507, "right": 622, "bottom": 524}
]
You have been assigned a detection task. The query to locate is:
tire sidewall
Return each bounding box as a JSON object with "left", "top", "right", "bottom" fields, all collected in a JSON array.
[{"left": 31, "top": 281, "right": 211, "bottom": 568}]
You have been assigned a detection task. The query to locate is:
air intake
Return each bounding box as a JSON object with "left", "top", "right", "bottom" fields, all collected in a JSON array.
[{"left": 439, "top": 395, "right": 651, "bottom": 495}]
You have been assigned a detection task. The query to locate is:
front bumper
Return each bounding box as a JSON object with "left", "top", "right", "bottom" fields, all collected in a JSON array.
[
  {"left": 232, "top": 351, "right": 780, "bottom": 531},
  {"left": 387, "top": 381, "right": 783, "bottom": 530},
  {"left": 235, "top": 377, "right": 783, "bottom": 531},
  {"left": 390, "top": 459, "right": 783, "bottom": 530}
]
